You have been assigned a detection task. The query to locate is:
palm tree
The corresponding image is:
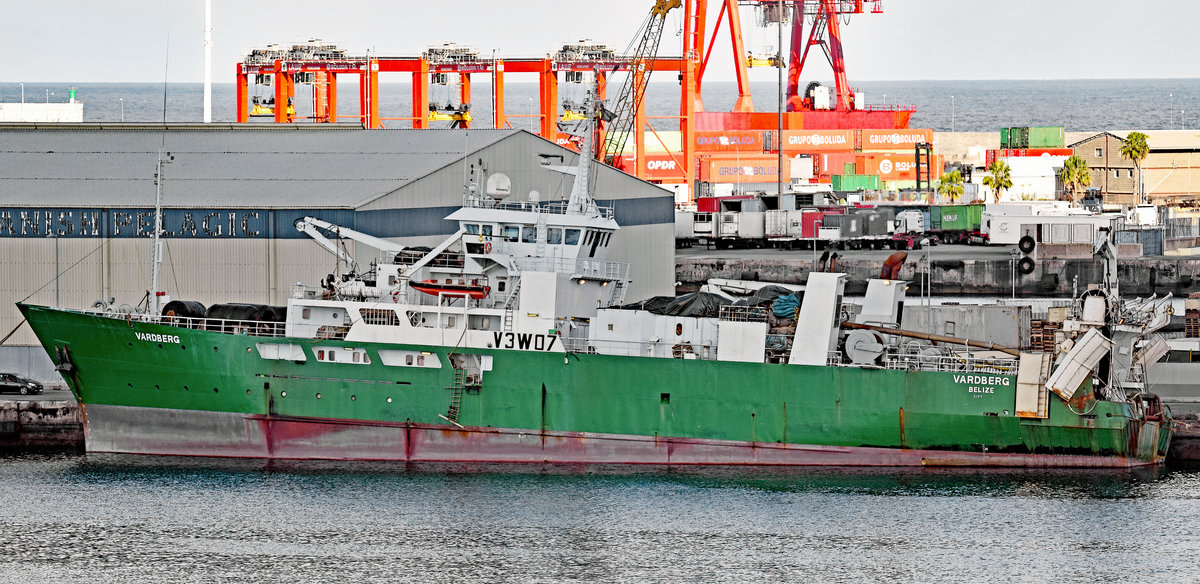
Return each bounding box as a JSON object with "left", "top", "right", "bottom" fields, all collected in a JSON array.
[
  {"left": 1120, "top": 131, "right": 1149, "bottom": 204},
  {"left": 1057, "top": 155, "right": 1093, "bottom": 205},
  {"left": 937, "top": 170, "right": 964, "bottom": 204},
  {"left": 982, "top": 160, "right": 1013, "bottom": 203}
]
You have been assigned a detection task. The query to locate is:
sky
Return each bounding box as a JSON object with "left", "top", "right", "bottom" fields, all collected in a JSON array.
[{"left": 1, "top": 0, "right": 1198, "bottom": 83}]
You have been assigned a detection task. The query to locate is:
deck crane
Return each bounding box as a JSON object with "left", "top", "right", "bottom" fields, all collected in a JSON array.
[{"left": 600, "top": 0, "right": 682, "bottom": 166}]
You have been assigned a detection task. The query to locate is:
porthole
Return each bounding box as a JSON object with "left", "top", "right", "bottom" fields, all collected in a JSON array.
[
  {"left": 184, "top": 385, "right": 189, "bottom": 391},
  {"left": 316, "top": 393, "right": 322, "bottom": 399},
  {"left": 213, "top": 387, "right": 219, "bottom": 393},
  {"left": 386, "top": 397, "right": 393, "bottom": 403},
  {"left": 213, "top": 346, "right": 219, "bottom": 352},
  {"left": 246, "top": 389, "right": 251, "bottom": 395},
  {"left": 281, "top": 391, "right": 287, "bottom": 397},
  {"left": 351, "top": 395, "right": 357, "bottom": 401}
]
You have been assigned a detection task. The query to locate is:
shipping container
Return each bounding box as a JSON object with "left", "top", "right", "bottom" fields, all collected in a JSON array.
[
  {"left": 694, "top": 130, "right": 767, "bottom": 153},
  {"left": 818, "top": 152, "right": 859, "bottom": 177},
  {"left": 831, "top": 174, "right": 880, "bottom": 191},
  {"left": 859, "top": 129, "right": 934, "bottom": 151},
  {"left": 1000, "top": 127, "right": 1011, "bottom": 150},
  {"left": 621, "top": 153, "right": 688, "bottom": 181},
  {"left": 1027, "top": 126, "right": 1066, "bottom": 149},
  {"left": 780, "top": 129, "right": 855, "bottom": 152},
  {"left": 700, "top": 155, "right": 789, "bottom": 184},
  {"left": 765, "top": 209, "right": 789, "bottom": 238},
  {"left": 985, "top": 148, "right": 1074, "bottom": 166}
]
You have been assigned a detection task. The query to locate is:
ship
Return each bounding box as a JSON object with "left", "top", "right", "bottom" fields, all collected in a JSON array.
[{"left": 18, "top": 98, "right": 1175, "bottom": 467}]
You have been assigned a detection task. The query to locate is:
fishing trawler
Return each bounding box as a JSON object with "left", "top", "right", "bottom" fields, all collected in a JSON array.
[{"left": 18, "top": 97, "right": 1174, "bottom": 466}]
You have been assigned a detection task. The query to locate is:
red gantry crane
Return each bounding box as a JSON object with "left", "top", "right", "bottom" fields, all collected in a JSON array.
[{"left": 235, "top": 2, "right": 915, "bottom": 193}]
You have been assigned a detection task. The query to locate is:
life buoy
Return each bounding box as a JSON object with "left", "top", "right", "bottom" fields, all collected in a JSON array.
[
  {"left": 483, "top": 242, "right": 492, "bottom": 254},
  {"left": 391, "top": 290, "right": 401, "bottom": 303},
  {"left": 483, "top": 286, "right": 491, "bottom": 296}
]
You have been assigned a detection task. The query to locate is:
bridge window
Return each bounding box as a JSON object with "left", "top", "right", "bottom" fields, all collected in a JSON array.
[
  {"left": 465, "top": 224, "right": 479, "bottom": 234},
  {"left": 502, "top": 225, "right": 519, "bottom": 241},
  {"left": 565, "top": 229, "right": 581, "bottom": 245},
  {"left": 522, "top": 227, "right": 537, "bottom": 243},
  {"left": 481, "top": 224, "right": 493, "bottom": 236},
  {"left": 548, "top": 228, "right": 562, "bottom": 244}
]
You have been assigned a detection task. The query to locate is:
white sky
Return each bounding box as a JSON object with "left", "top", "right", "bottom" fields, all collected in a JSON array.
[{"left": 2, "top": 0, "right": 1197, "bottom": 83}]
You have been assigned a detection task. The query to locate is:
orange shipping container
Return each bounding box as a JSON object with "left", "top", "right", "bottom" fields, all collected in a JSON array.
[
  {"left": 859, "top": 152, "right": 944, "bottom": 181},
  {"left": 700, "top": 155, "right": 790, "bottom": 184},
  {"left": 860, "top": 129, "right": 934, "bottom": 151},
  {"left": 693, "top": 130, "right": 765, "bottom": 152},
  {"left": 620, "top": 154, "right": 688, "bottom": 182},
  {"left": 780, "top": 130, "right": 855, "bottom": 152}
]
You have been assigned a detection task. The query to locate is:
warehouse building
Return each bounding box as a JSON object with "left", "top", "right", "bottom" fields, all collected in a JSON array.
[
  {"left": 1071, "top": 130, "right": 1200, "bottom": 207},
  {"left": 0, "top": 125, "right": 675, "bottom": 380}
]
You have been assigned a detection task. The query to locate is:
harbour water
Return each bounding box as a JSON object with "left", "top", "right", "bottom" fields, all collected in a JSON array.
[
  {"left": 2, "top": 453, "right": 1200, "bottom": 583},
  {"left": 2, "top": 78, "right": 1199, "bottom": 132}
]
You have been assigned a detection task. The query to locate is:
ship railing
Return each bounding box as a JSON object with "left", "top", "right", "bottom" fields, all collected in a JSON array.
[
  {"left": 462, "top": 198, "right": 615, "bottom": 219},
  {"left": 883, "top": 352, "right": 1017, "bottom": 374},
  {"left": 561, "top": 336, "right": 718, "bottom": 360},
  {"left": 514, "top": 256, "right": 629, "bottom": 280},
  {"left": 720, "top": 305, "right": 769, "bottom": 322},
  {"left": 87, "top": 310, "right": 287, "bottom": 338}
]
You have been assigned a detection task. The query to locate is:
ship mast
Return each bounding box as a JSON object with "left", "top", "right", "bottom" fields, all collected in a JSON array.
[
  {"left": 150, "top": 150, "right": 171, "bottom": 314},
  {"left": 565, "top": 89, "right": 600, "bottom": 217}
]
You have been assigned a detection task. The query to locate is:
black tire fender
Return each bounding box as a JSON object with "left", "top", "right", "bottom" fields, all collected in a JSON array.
[
  {"left": 1018, "top": 235, "right": 1036, "bottom": 254},
  {"left": 1017, "top": 256, "right": 1036, "bottom": 275}
]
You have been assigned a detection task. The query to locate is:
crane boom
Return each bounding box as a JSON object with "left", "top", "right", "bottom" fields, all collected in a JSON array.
[
  {"left": 601, "top": 0, "right": 681, "bottom": 165},
  {"left": 295, "top": 216, "right": 407, "bottom": 273}
]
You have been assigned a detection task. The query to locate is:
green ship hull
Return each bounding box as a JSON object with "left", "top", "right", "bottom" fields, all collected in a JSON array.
[{"left": 19, "top": 304, "right": 1172, "bottom": 467}]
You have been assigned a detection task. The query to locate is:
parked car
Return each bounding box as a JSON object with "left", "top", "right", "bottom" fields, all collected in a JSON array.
[{"left": 0, "top": 373, "right": 42, "bottom": 395}]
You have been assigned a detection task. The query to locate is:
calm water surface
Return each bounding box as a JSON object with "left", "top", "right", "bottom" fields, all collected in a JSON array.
[{"left": 1, "top": 453, "right": 1199, "bottom": 583}]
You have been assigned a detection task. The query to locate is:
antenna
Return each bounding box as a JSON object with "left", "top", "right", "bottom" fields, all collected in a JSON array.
[{"left": 203, "top": 0, "right": 212, "bottom": 123}]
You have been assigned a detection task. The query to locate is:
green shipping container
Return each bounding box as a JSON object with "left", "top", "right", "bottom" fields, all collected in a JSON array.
[
  {"left": 1010, "top": 127, "right": 1030, "bottom": 149},
  {"left": 934, "top": 204, "right": 982, "bottom": 232},
  {"left": 1000, "top": 127, "right": 1011, "bottom": 149},
  {"left": 929, "top": 205, "right": 943, "bottom": 230},
  {"left": 1028, "top": 126, "right": 1066, "bottom": 148},
  {"left": 832, "top": 174, "right": 880, "bottom": 191}
]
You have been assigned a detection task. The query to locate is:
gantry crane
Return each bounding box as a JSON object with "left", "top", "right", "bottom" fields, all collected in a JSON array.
[
  {"left": 599, "top": 0, "right": 682, "bottom": 165},
  {"left": 685, "top": 0, "right": 886, "bottom": 115}
]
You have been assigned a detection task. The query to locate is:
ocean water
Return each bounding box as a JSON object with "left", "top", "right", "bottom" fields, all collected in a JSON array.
[
  {"left": 2, "top": 453, "right": 1200, "bottom": 583},
  {"left": 2, "top": 78, "right": 1199, "bottom": 132}
]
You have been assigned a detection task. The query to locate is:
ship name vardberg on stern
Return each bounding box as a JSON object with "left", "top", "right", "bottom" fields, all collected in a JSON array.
[{"left": 17, "top": 94, "right": 1175, "bottom": 467}]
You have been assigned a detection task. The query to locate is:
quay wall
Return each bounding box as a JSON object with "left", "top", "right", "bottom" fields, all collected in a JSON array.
[{"left": 0, "top": 400, "right": 83, "bottom": 452}]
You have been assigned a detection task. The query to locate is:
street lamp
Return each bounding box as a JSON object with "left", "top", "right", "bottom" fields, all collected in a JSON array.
[
  {"left": 951, "top": 95, "right": 955, "bottom": 132},
  {"left": 919, "top": 239, "right": 931, "bottom": 306},
  {"left": 120, "top": 98, "right": 124, "bottom": 122},
  {"left": 1009, "top": 248, "right": 1019, "bottom": 299}
]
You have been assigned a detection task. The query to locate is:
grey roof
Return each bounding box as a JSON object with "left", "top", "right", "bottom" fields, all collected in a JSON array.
[{"left": 0, "top": 125, "right": 519, "bottom": 208}]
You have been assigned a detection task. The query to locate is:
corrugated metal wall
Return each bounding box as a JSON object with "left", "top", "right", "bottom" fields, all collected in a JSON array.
[{"left": 0, "top": 132, "right": 675, "bottom": 351}]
